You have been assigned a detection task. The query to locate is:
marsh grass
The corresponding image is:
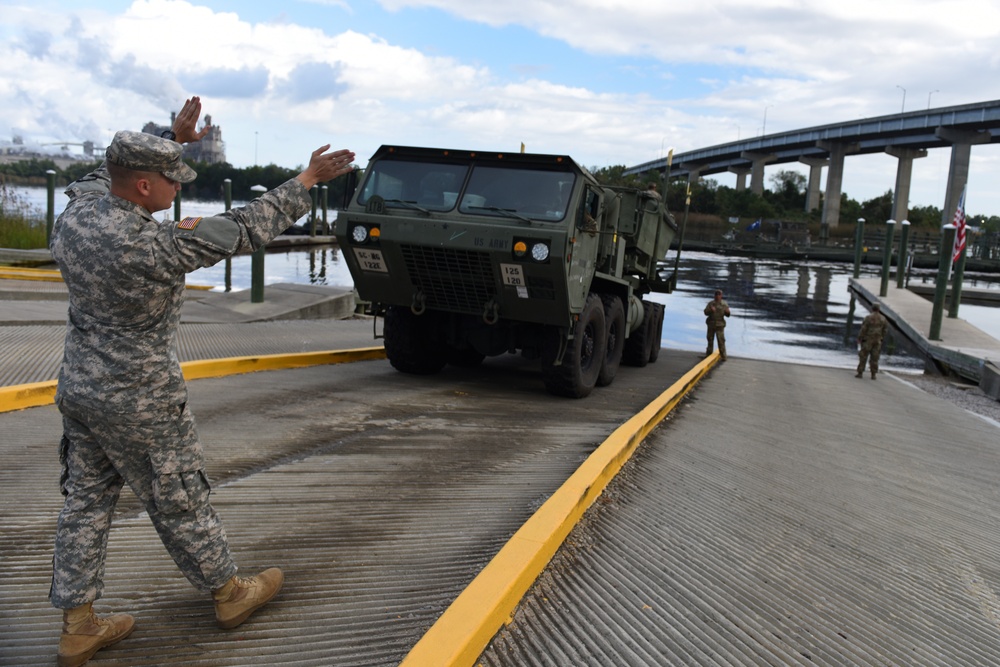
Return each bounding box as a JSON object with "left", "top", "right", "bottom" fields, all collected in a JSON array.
[{"left": 0, "top": 177, "right": 48, "bottom": 249}]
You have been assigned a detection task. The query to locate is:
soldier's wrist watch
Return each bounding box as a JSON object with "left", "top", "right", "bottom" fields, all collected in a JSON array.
[{"left": 161, "top": 130, "right": 177, "bottom": 141}]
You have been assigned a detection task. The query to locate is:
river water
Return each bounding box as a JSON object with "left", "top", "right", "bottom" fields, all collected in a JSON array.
[{"left": 12, "top": 186, "right": 1000, "bottom": 372}]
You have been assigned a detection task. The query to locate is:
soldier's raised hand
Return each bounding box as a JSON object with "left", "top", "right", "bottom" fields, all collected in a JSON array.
[{"left": 297, "top": 145, "right": 356, "bottom": 190}]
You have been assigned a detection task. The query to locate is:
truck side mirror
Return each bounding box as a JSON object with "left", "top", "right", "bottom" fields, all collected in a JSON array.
[
  {"left": 577, "top": 188, "right": 602, "bottom": 231},
  {"left": 342, "top": 168, "right": 360, "bottom": 209}
]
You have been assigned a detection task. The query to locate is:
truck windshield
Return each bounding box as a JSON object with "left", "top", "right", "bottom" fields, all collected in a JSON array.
[
  {"left": 460, "top": 166, "right": 575, "bottom": 222},
  {"left": 357, "top": 159, "right": 469, "bottom": 211}
]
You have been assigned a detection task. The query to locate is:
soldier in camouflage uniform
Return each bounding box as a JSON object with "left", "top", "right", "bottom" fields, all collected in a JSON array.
[
  {"left": 856, "top": 303, "right": 889, "bottom": 380},
  {"left": 704, "top": 289, "right": 731, "bottom": 361},
  {"left": 48, "top": 96, "right": 354, "bottom": 667}
]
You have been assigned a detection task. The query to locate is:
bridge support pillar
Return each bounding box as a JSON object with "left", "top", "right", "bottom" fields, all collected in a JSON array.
[
  {"left": 741, "top": 151, "right": 777, "bottom": 195},
  {"left": 678, "top": 163, "right": 704, "bottom": 186},
  {"left": 885, "top": 147, "right": 928, "bottom": 225},
  {"left": 935, "top": 127, "right": 991, "bottom": 225},
  {"left": 800, "top": 157, "right": 828, "bottom": 212},
  {"left": 728, "top": 166, "right": 750, "bottom": 192},
  {"left": 818, "top": 141, "right": 858, "bottom": 229}
]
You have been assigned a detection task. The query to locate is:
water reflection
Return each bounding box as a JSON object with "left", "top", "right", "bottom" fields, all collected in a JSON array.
[
  {"left": 188, "top": 245, "right": 353, "bottom": 291},
  {"left": 647, "top": 253, "right": 997, "bottom": 372}
]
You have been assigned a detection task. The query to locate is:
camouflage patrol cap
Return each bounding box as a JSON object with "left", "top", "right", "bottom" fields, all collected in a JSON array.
[{"left": 106, "top": 130, "right": 197, "bottom": 183}]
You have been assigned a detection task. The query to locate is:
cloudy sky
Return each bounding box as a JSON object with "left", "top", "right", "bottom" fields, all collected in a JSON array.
[{"left": 2, "top": 0, "right": 999, "bottom": 215}]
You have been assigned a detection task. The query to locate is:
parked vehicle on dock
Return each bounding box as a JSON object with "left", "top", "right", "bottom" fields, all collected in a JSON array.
[{"left": 334, "top": 145, "right": 679, "bottom": 397}]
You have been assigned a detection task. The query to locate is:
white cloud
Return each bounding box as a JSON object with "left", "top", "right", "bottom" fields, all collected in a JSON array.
[{"left": 1, "top": 0, "right": 999, "bottom": 213}]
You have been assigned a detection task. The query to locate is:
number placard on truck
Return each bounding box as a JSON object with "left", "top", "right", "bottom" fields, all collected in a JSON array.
[
  {"left": 500, "top": 263, "right": 524, "bottom": 286},
  {"left": 353, "top": 248, "right": 388, "bottom": 273}
]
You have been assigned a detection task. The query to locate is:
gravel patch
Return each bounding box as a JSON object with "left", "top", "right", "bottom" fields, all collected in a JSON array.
[{"left": 898, "top": 372, "right": 1000, "bottom": 425}]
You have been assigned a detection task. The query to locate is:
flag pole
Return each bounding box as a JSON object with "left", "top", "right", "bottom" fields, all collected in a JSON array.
[{"left": 947, "top": 185, "right": 967, "bottom": 318}]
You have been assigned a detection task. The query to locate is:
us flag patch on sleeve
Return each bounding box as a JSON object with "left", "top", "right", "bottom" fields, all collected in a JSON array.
[{"left": 178, "top": 216, "right": 202, "bottom": 230}]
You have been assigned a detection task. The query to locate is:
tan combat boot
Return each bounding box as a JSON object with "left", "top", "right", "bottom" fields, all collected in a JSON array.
[
  {"left": 213, "top": 567, "right": 284, "bottom": 629},
  {"left": 57, "top": 602, "right": 134, "bottom": 667}
]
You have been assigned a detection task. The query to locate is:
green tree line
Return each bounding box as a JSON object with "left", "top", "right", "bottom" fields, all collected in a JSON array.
[
  {"left": 0, "top": 157, "right": 357, "bottom": 206},
  {"left": 590, "top": 165, "right": 1000, "bottom": 233}
]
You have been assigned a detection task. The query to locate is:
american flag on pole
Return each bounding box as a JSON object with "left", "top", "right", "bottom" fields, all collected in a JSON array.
[{"left": 952, "top": 185, "right": 967, "bottom": 262}]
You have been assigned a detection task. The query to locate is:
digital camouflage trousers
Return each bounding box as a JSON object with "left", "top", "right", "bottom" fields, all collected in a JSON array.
[{"left": 50, "top": 398, "right": 237, "bottom": 609}]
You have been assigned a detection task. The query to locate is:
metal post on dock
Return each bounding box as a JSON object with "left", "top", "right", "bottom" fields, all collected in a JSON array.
[
  {"left": 879, "top": 219, "right": 895, "bottom": 297},
  {"left": 949, "top": 242, "right": 967, "bottom": 319},
  {"left": 669, "top": 185, "right": 692, "bottom": 293},
  {"left": 896, "top": 220, "right": 910, "bottom": 289},
  {"left": 45, "top": 170, "right": 56, "bottom": 243},
  {"left": 844, "top": 295, "right": 857, "bottom": 345},
  {"left": 223, "top": 179, "right": 233, "bottom": 292},
  {"left": 173, "top": 191, "right": 181, "bottom": 222},
  {"left": 309, "top": 185, "right": 318, "bottom": 237},
  {"left": 321, "top": 185, "right": 329, "bottom": 234},
  {"left": 250, "top": 184, "right": 268, "bottom": 303},
  {"left": 929, "top": 224, "right": 956, "bottom": 340},
  {"left": 853, "top": 218, "right": 865, "bottom": 278}
]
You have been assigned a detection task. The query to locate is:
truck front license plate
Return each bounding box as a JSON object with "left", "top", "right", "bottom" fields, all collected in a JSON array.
[{"left": 354, "top": 248, "right": 388, "bottom": 273}]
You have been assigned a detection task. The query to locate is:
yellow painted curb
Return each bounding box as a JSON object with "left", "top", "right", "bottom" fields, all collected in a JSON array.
[
  {"left": 0, "top": 380, "right": 59, "bottom": 412},
  {"left": 0, "top": 268, "right": 63, "bottom": 282},
  {"left": 0, "top": 346, "right": 386, "bottom": 413},
  {"left": 0, "top": 267, "right": 213, "bottom": 289},
  {"left": 400, "top": 353, "right": 719, "bottom": 667},
  {"left": 180, "top": 347, "right": 386, "bottom": 380}
]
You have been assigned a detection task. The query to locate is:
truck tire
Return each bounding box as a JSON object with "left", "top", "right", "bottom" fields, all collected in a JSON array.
[
  {"left": 597, "top": 294, "right": 625, "bottom": 386},
  {"left": 542, "top": 293, "right": 606, "bottom": 398},
  {"left": 622, "top": 300, "right": 656, "bottom": 368},
  {"left": 648, "top": 302, "right": 664, "bottom": 363},
  {"left": 384, "top": 305, "right": 448, "bottom": 375}
]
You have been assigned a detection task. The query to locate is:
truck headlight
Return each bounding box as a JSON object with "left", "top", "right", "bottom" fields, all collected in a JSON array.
[
  {"left": 531, "top": 242, "right": 550, "bottom": 262},
  {"left": 351, "top": 225, "right": 369, "bottom": 243}
]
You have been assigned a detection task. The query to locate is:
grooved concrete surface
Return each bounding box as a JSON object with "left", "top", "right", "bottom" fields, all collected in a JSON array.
[
  {"left": 4, "top": 276, "right": 1000, "bottom": 666},
  {"left": 0, "top": 340, "right": 699, "bottom": 667},
  {"left": 480, "top": 359, "right": 1000, "bottom": 666}
]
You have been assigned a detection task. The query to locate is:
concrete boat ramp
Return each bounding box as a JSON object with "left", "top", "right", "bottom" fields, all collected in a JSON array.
[{"left": 1, "top": 271, "right": 999, "bottom": 666}]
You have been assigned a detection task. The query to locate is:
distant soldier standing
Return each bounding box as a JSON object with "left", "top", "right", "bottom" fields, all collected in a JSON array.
[
  {"left": 856, "top": 303, "right": 889, "bottom": 379},
  {"left": 48, "top": 96, "right": 354, "bottom": 666},
  {"left": 704, "top": 289, "right": 731, "bottom": 360}
]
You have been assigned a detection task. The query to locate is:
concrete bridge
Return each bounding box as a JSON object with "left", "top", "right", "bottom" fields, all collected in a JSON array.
[{"left": 624, "top": 99, "right": 1000, "bottom": 229}]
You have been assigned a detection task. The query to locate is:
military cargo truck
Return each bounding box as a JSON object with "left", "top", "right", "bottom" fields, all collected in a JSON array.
[{"left": 334, "top": 145, "right": 678, "bottom": 398}]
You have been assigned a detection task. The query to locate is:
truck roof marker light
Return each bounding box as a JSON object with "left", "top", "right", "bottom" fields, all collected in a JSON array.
[{"left": 513, "top": 241, "right": 527, "bottom": 257}]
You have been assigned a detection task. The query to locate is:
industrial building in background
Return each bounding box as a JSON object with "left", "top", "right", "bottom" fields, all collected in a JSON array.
[
  {"left": 143, "top": 111, "right": 226, "bottom": 164},
  {"left": 1, "top": 110, "right": 226, "bottom": 168}
]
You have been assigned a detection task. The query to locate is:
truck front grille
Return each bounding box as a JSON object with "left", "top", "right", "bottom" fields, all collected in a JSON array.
[{"left": 400, "top": 245, "right": 496, "bottom": 314}]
